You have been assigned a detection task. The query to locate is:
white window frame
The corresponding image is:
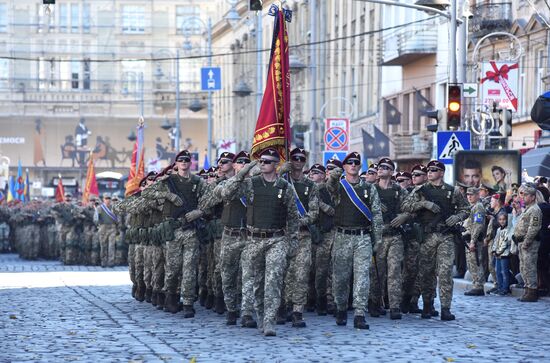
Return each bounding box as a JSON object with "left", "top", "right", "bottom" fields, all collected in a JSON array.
[{"left": 122, "top": 5, "right": 147, "bottom": 34}]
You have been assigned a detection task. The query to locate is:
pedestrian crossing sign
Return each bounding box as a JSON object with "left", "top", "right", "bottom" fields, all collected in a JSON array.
[{"left": 437, "top": 131, "right": 471, "bottom": 164}]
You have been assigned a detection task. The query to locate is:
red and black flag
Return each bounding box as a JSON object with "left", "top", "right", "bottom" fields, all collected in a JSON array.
[{"left": 251, "top": 4, "right": 292, "bottom": 160}]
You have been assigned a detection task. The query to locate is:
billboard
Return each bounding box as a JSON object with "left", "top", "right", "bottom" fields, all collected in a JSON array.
[{"left": 454, "top": 150, "right": 521, "bottom": 192}]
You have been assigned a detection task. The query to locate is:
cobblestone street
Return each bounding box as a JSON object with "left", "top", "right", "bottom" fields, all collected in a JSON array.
[{"left": 1, "top": 253, "right": 549, "bottom": 362}]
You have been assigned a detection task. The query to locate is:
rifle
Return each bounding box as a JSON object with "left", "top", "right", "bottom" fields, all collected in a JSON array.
[{"left": 372, "top": 255, "right": 386, "bottom": 310}]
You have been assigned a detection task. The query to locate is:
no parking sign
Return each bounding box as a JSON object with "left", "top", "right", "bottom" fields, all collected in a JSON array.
[{"left": 324, "top": 118, "right": 350, "bottom": 151}]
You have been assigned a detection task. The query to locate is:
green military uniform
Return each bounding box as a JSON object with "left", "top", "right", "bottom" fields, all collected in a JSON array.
[
  {"left": 96, "top": 200, "right": 118, "bottom": 267},
  {"left": 463, "top": 190, "right": 487, "bottom": 294}
]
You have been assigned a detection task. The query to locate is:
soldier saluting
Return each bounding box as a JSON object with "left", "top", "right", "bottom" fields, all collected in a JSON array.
[
  {"left": 327, "top": 151, "right": 383, "bottom": 330},
  {"left": 402, "top": 160, "right": 468, "bottom": 321}
]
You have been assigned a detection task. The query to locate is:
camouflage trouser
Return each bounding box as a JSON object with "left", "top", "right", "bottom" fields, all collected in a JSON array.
[
  {"left": 128, "top": 244, "right": 136, "bottom": 285},
  {"left": 65, "top": 227, "right": 80, "bottom": 265},
  {"left": 198, "top": 242, "right": 209, "bottom": 298},
  {"left": 316, "top": 231, "right": 334, "bottom": 302},
  {"left": 134, "top": 243, "right": 145, "bottom": 287},
  {"left": 519, "top": 240, "right": 541, "bottom": 289},
  {"left": 81, "top": 226, "right": 94, "bottom": 265},
  {"left": 220, "top": 230, "right": 247, "bottom": 312},
  {"left": 418, "top": 232, "right": 455, "bottom": 309},
  {"left": 212, "top": 237, "right": 223, "bottom": 297},
  {"left": 143, "top": 244, "right": 154, "bottom": 290},
  {"left": 284, "top": 231, "right": 312, "bottom": 312},
  {"left": 245, "top": 235, "right": 288, "bottom": 328},
  {"left": 115, "top": 232, "right": 128, "bottom": 266},
  {"left": 487, "top": 243, "right": 497, "bottom": 287},
  {"left": 20, "top": 225, "right": 40, "bottom": 260},
  {"left": 402, "top": 238, "right": 420, "bottom": 300},
  {"left": 99, "top": 224, "right": 117, "bottom": 267},
  {"left": 47, "top": 225, "right": 58, "bottom": 260},
  {"left": 58, "top": 225, "right": 71, "bottom": 263},
  {"left": 163, "top": 228, "right": 199, "bottom": 305},
  {"left": 332, "top": 230, "right": 372, "bottom": 316},
  {"left": 371, "top": 232, "right": 404, "bottom": 309},
  {"left": 240, "top": 240, "right": 256, "bottom": 317},
  {"left": 90, "top": 232, "right": 100, "bottom": 266},
  {"left": 465, "top": 240, "right": 486, "bottom": 290},
  {"left": 152, "top": 244, "right": 165, "bottom": 294}
]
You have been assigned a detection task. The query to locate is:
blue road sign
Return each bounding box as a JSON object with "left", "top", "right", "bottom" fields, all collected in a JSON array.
[
  {"left": 323, "top": 151, "right": 347, "bottom": 166},
  {"left": 437, "top": 131, "right": 471, "bottom": 164},
  {"left": 201, "top": 67, "right": 221, "bottom": 91}
]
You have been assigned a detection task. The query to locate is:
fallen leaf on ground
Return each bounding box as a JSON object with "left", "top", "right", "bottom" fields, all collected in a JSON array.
[
  {"left": 445, "top": 358, "right": 455, "bottom": 362},
  {"left": 9, "top": 314, "right": 17, "bottom": 319},
  {"left": 467, "top": 343, "right": 477, "bottom": 349}
]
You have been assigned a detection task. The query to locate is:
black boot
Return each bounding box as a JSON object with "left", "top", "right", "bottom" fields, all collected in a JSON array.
[
  {"left": 241, "top": 315, "right": 258, "bottom": 328},
  {"left": 421, "top": 300, "right": 432, "bottom": 319},
  {"left": 214, "top": 296, "right": 226, "bottom": 315},
  {"left": 440, "top": 308, "right": 455, "bottom": 321},
  {"left": 368, "top": 300, "right": 380, "bottom": 318},
  {"left": 316, "top": 296, "right": 327, "bottom": 316},
  {"left": 390, "top": 308, "right": 402, "bottom": 320},
  {"left": 205, "top": 294, "right": 214, "bottom": 310},
  {"left": 156, "top": 293, "right": 165, "bottom": 310},
  {"left": 430, "top": 302, "right": 439, "bottom": 317},
  {"left": 276, "top": 305, "right": 287, "bottom": 325},
  {"left": 306, "top": 297, "right": 316, "bottom": 313},
  {"left": 164, "top": 293, "right": 179, "bottom": 314},
  {"left": 286, "top": 304, "right": 293, "bottom": 323},
  {"left": 182, "top": 304, "right": 195, "bottom": 318},
  {"left": 327, "top": 301, "right": 336, "bottom": 315},
  {"left": 408, "top": 300, "right": 422, "bottom": 314},
  {"left": 519, "top": 288, "right": 538, "bottom": 302},
  {"left": 401, "top": 295, "right": 411, "bottom": 314},
  {"left": 131, "top": 284, "right": 137, "bottom": 298},
  {"left": 353, "top": 315, "right": 369, "bottom": 329},
  {"left": 145, "top": 288, "right": 153, "bottom": 303},
  {"left": 226, "top": 311, "right": 237, "bottom": 325},
  {"left": 151, "top": 292, "right": 158, "bottom": 306},
  {"left": 291, "top": 312, "right": 306, "bottom": 328},
  {"left": 336, "top": 310, "right": 347, "bottom": 326},
  {"left": 199, "top": 290, "right": 207, "bottom": 306},
  {"left": 464, "top": 288, "right": 485, "bottom": 296},
  {"left": 136, "top": 283, "right": 146, "bottom": 302}
]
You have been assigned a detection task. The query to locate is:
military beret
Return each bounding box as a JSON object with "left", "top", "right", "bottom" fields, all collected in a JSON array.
[
  {"left": 427, "top": 160, "right": 445, "bottom": 171},
  {"left": 290, "top": 147, "right": 307, "bottom": 157},
  {"left": 233, "top": 150, "right": 251, "bottom": 163},
  {"left": 360, "top": 171, "right": 367, "bottom": 177},
  {"left": 368, "top": 163, "right": 378, "bottom": 172},
  {"left": 112, "top": 195, "right": 120, "bottom": 201},
  {"left": 326, "top": 158, "right": 343, "bottom": 169},
  {"left": 343, "top": 151, "right": 361, "bottom": 164},
  {"left": 396, "top": 171, "right": 412, "bottom": 180},
  {"left": 479, "top": 183, "right": 496, "bottom": 193},
  {"left": 218, "top": 152, "right": 235, "bottom": 162},
  {"left": 102, "top": 193, "right": 112, "bottom": 199},
  {"left": 539, "top": 177, "right": 548, "bottom": 184},
  {"left": 207, "top": 167, "right": 216, "bottom": 174},
  {"left": 174, "top": 150, "right": 191, "bottom": 162},
  {"left": 64, "top": 192, "right": 72, "bottom": 197},
  {"left": 378, "top": 157, "right": 395, "bottom": 170},
  {"left": 259, "top": 148, "right": 281, "bottom": 160},
  {"left": 466, "top": 187, "right": 480, "bottom": 195},
  {"left": 309, "top": 163, "right": 326, "bottom": 174},
  {"left": 456, "top": 181, "right": 469, "bottom": 188},
  {"left": 89, "top": 195, "right": 98, "bottom": 202},
  {"left": 411, "top": 164, "right": 427, "bottom": 174}
]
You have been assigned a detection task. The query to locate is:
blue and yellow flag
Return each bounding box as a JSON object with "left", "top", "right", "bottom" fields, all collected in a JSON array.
[
  {"left": 7, "top": 175, "right": 14, "bottom": 203},
  {"left": 24, "top": 168, "right": 30, "bottom": 202},
  {"left": 15, "top": 160, "right": 24, "bottom": 201}
]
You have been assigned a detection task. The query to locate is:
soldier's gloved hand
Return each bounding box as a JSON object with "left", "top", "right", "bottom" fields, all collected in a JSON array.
[
  {"left": 328, "top": 167, "right": 343, "bottom": 181},
  {"left": 445, "top": 215, "right": 462, "bottom": 227},
  {"left": 250, "top": 165, "right": 262, "bottom": 177},
  {"left": 278, "top": 161, "right": 292, "bottom": 175},
  {"left": 380, "top": 203, "right": 388, "bottom": 214},
  {"left": 167, "top": 193, "right": 183, "bottom": 207},
  {"left": 468, "top": 242, "right": 476, "bottom": 252},
  {"left": 421, "top": 201, "right": 441, "bottom": 214},
  {"left": 319, "top": 201, "right": 335, "bottom": 216},
  {"left": 185, "top": 209, "right": 204, "bottom": 223},
  {"left": 236, "top": 160, "right": 258, "bottom": 181},
  {"left": 390, "top": 213, "right": 409, "bottom": 228}
]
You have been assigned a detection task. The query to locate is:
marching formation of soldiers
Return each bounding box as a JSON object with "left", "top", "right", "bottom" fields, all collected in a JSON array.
[
  {"left": 0, "top": 193, "right": 127, "bottom": 267},
  {"left": 117, "top": 147, "right": 489, "bottom": 337}
]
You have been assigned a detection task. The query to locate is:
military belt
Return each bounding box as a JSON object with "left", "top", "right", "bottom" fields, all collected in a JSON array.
[
  {"left": 336, "top": 227, "right": 371, "bottom": 235},
  {"left": 223, "top": 227, "right": 245, "bottom": 237},
  {"left": 171, "top": 219, "right": 192, "bottom": 231},
  {"left": 247, "top": 230, "right": 285, "bottom": 239}
]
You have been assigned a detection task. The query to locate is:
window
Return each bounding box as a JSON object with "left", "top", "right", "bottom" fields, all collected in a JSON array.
[
  {"left": 0, "top": 4, "right": 6, "bottom": 33},
  {"left": 49, "top": 58, "right": 57, "bottom": 89},
  {"left": 59, "top": 4, "right": 68, "bottom": 32},
  {"left": 176, "top": 6, "right": 200, "bottom": 34},
  {"left": 121, "top": 60, "right": 145, "bottom": 93},
  {"left": 536, "top": 49, "right": 545, "bottom": 101},
  {"left": 122, "top": 6, "right": 146, "bottom": 34},
  {"left": 38, "top": 57, "right": 47, "bottom": 90},
  {"left": 71, "top": 3, "right": 79, "bottom": 33},
  {"left": 71, "top": 60, "right": 79, "bottom": 89},
  {"left": 82, "top": 4, "right": 90, "bottom": 33},
  {"left": 83, "top": 59, "right": 90, "bottom": 90},
  {"left": 0, "top": 59, "right": 8, "bottom": 89}
]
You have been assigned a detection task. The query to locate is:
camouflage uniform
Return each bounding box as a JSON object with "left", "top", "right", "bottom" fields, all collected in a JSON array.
[
  {"left": 96, "top": 203, "right": 118, "bottom": 267},
  {"left": 327, "top": 175, "right": 383, "bottom": 319},
  {"left": 142, "top": 205, "right": 154, "bottom": 299},
  {"left": 370, "top": 182, "right": 408, "bottom": 313},
  {"left": 314, "top": 183, "right": 335, "bottom": 312},
  {"left": 223, "top": 174, "right": 300, "bottom": 335},
  {"left": 52, "top": 202, "right": 75, "bottom": 263},
  {"left": 464, "top": 200, "right": 487, "bottom": 291},
  {"left": 0, "top": 207, "right": 11, "bottom": 253},
  {"left": 513, "top": 202, "right": 543, "bottom": 290},
  {"left": 114, "top": 195, "right": 139, "bottom": 293},
  {"left": 114, "top": 208, "right": 128, "bottom": 266},
  {"left": 402, "top": 182, "right": 468, "bottom": 314},
  {"left": 65, "top": 207, "right": 85, "bottom": 265}
]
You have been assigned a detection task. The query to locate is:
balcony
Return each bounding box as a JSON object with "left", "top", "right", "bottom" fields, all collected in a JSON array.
[
  {"left": 381, "top": 23, "right": 438, "bottom": 66},
  {"left": 469, "top": 2, "right": 512, "bottom": 39},
  {"left": 392, "top": 132, "right": 433, "bottom": 161}
]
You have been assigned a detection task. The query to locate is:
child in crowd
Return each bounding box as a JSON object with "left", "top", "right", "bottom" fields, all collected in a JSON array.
[{"left": 492, "top": 212, "right": 512, "bottom": 295}]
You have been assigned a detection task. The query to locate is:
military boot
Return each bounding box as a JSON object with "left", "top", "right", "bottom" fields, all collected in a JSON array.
[
  {"left": 286, "top": 303, "right": 293, "bottom": 323},
  {"left": 214, "top": 295, "right": 226, "bottom": 315},
  {"left": 401, "top": 295, "right": 411, "bottom": 314},
  {"left": 519, "top": 288, "right": 538, "bottom": 302},
  {"left": 131, "top": 284, "right": 137, "bottom": 298},
  {"left": 440, "top": 308, "right": 455, "bottom": 321},
  {"left": 156, "top": 293, "right": 165, "bottom": 310},
  {"left": 291, "top": 312, "right": 306, "bottom": 328},
  {"left": 276, "top": 305, "right": 287, "bottom": 325},
  {"left": 327, "top": 301, "right": 336, "bottom": 315},
  {"left": 421, "top": 300, "right": 432, "bottom": 319},
  {"left": 353, "top": 315, "right": 369, "bottom": 330},
  {"left": 408, "top": 300, "right": 422, "bottom": 314},
  {"left": 226, "top": 311, "right": 237, "bottom": 325},
  {"left": 199, "top": 290, "right": 207, "bottom": 306},
  {"left": 135, "top": 283, "right": 146, "bottom": 302},
  {"left": 430, "top": 302, "right": 439, "bottom": 317},
  {"left": 390, "top": 308, "right": 402, "bottom": 320},
  {"left": 151, "top": 292, "right": 158, "bottom": 306},
  {"left": 182, "top": 305, "right": 195, "bottom": 318},
  {"left": 306, "top": 297, "right": 316, "bottom": 313},
  {"left": 316, "top": 296, "right": 328, "bottom": 316},
  {"left": 145, "top": 288, "right": 153, "bottom": 303},
  {"left": 335, "top": 310, "right": 347, "bottom": 326},
  {"left": 163, "top": 293, "right": 179, "bottom": 314},
  {"left": 241, "top": 315, "right": 258, "bottom": 328},
  {"left": 205, "top": 293, "right": 214, "bottom": 310},
  {"left": 464, "top": 288, "right": 485, "bottom": 296},
  {"left": 263, "top": 321, "right": 276, "bottom": 337},
  {"left": 368, "top": 300, "right": 380, "bottom": 318}
]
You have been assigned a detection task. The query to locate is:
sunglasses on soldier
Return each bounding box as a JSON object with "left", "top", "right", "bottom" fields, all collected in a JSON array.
[
  {"left": 259, "top": 159, "right": 276, "bottom": 165},
  {"left": 345, "top": 159, "right": 360, "bottom": 166},
  {"left": 218, "top": 159, "right": 231, "bottom": 165},
  {"left": 412, "top": 173, "right": 424, "bottom": 177},
  {"left": 292, "top": 155, "right": 306, "bottom": 162},
  {"left": 326, "top": 165, "right": 335, "bottom": 171},
  {"left": 176, "top": 156, "right": 191, "bottom": 163},
  {"left": 427, "top": 167, "right": 441, "bottom": 172},
  {"left": 235, "top": 158, "right": 250, "bottom": 164}
]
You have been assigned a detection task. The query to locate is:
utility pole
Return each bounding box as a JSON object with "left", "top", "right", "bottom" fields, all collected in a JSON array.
[
  {"left": 207, "top": 17, "right": 213, "bottom": 164},
  {"left": 175, "top": 49, "right": 181, "bottom": 151},
  {"left": 310, "top": 0, "right": 318, "bottom": 163}
]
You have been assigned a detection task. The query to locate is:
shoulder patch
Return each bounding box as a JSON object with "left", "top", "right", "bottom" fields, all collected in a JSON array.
[{"left": 474, "top": 212, "right": 483, "bottom": 224}]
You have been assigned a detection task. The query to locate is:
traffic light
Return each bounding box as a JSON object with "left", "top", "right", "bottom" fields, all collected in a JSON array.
[
  {"left": 425, "top": 109, "right": 443, "bottom": 132},
  {"left": 249, "top": 0, "right": 263, "bottom": 11},
  {"left": 447, "top": 84, "right": 462, "bottom": 130}
]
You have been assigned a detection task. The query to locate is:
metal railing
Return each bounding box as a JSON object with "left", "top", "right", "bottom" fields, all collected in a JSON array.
[
  {"left": 469, "top": 2, "right": 512, "bottom": 38},
  {"left": 382, "top": 23, "right": 438, "bottom": 65},
  {"left": 392, "top": 132, "right": 433, "bottom": 159}
]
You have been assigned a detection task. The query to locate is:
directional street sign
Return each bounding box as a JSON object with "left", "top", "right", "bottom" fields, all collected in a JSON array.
[
  {"left": 323, "top": 151, "right": 347, "bottom": 166},
  {"left": 437, "top": 131, "right": 471, "bottom": 164},
  {"left": 324, "top": 118, "right": 350, "bottom": 151},
  {"left": 463, "top": 83, "right": 478, "bottom": 98},
  {"left": 201, "top": 67, "right": 221, "bottom": 91}
]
